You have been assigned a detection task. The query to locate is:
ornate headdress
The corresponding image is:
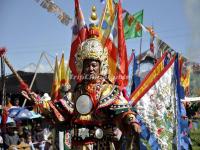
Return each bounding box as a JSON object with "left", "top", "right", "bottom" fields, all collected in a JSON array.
[{"left": 75, "top": 6, "right": 108, "bottom": 76}]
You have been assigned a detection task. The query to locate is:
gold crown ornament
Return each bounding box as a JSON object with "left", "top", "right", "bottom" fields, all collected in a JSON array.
[
  {"left": 75, "top": 6, "right": 108, "bottom": 77},
  {"left": 88, "top": 6, "right": 101, "bottom": 38},
  {"left": 89, "top": 6, "right": 99, "bottom": 25},
  {"left": 75, "top": 38, "right": 108, "bottom": 77}
]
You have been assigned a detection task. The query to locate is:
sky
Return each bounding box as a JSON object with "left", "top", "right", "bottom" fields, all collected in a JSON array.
[{"left": 0, "top": 0, "right": 200, "bottom": 74}]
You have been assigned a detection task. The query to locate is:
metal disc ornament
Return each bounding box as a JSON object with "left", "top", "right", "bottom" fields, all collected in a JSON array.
[{"left": 76, "top": 95, "right": 93, "bottom": 115}]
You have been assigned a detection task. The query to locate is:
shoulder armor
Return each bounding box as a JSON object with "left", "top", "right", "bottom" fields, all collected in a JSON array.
[
  {"left": 97, "top": 85, "right": 120, "bottom": 109},
  {"left": 110, "top": 92, "right": 130, "bottom": 110}
]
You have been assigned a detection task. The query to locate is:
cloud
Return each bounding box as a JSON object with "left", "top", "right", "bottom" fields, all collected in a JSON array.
[{"left": 184, "top": 0, "right": 200, "bottom": 63}]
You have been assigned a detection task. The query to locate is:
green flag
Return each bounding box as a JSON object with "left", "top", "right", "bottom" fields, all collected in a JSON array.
[{"left": 123, "top": 10, "right": 143, "bottom": 39}]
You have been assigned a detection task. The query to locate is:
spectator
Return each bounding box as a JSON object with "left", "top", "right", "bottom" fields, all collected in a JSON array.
[
  {"left": 4, "top": 124, "right": 19, "bottom": 149},
  {"left": 27, "top": 134, "right": 35, "bottom": 150},
  {"left": 13, "top": 98, "right": 20, "bottom": 107},
  {"left": 32, "top": 123, "right": 44, "bottom": 142},
  {"left": 17, "top": 137, "right": 30, "bottom": 150},
  {"left": 6, "top": 97, "right": 13, "bottom": 109},
  {"left": 32, "top": 123, "right": 45, "bottom": 150}
]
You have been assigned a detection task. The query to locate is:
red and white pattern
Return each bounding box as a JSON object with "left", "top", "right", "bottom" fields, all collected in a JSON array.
[{"left": 69, "top": 0, "right": 88, "bottom": 77}]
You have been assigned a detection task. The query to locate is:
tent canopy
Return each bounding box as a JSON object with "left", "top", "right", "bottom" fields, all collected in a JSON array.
[{"left": 0, "top": 71, "right": 53, "bottom": 94}]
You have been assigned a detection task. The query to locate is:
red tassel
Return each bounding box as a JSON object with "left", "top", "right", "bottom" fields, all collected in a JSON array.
[
  {"left": 2, "top": 107, "right": 8, "bottom": 125},
  {"left": 0, "top": 47, "right": 7, "bottom": 56},
  {"left": 20, "top": 82, "right": 30, "bottom": 92}
]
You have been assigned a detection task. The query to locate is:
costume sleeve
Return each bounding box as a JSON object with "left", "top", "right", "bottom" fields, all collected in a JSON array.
[
  {"left": 49, "top": 92, "right": 74, "bottom": 122},
  {"left": 98, "top": 84, "right": 139, "bottom": 127},
  {"left": 109, "top": 91, "right": 140, "bottom": 150},
  {"left": 109, "top": 92, "right": 138, "bottom": 126}
]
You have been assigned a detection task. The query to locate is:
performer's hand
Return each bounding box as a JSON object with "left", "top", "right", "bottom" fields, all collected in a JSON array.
[
  {"left": 131, "top": 122, "right": 141, "bottom": 133},
  {"left": 113, "top": 127, "right": 122, "bottom": 141},
  {"left": 21, "top": 90, "right": 31, "bottom": 100},
  {"left": 32, "top": 92, "right": 41, "bottom": 101}
]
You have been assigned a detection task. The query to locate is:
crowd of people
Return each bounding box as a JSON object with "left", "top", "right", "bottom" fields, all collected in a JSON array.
[
  {"left": 184, "top": 101, "right": 200, "bottom": 130},
  {"left": 1, "top": 117, "right": 54, "bottom": 150},
  {"left": 0, "top": 94, "right": 55, "bottom": 150}
]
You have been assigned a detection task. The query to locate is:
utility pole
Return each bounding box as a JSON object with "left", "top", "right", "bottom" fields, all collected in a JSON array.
[
  {"left": 1, "top": 54, "right": 6, "bottom": 108},
  {"left": 0, "top": 47, "right": 7, "bottom": 150},
  {"left": 0, "top": 48, "right": 6, "bottom": 115}
]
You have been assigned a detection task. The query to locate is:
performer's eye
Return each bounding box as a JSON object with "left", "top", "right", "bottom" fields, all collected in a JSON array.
[{"left": 92, "top": 64, "right": 97, "bottom": 68}]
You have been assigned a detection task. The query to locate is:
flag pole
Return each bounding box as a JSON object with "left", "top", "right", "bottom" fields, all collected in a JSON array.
[
  {"left": 43, "top": 52, "right": 54, "bottom": 71},
  {"left": 0, "top": 48, "right": 6, "bottom": 110},
  {"left": 1, "top": 56, "right": 6, "bottom": 109},
  {"left": 0, "top": 48, "right": 7, "bottom": 150}
]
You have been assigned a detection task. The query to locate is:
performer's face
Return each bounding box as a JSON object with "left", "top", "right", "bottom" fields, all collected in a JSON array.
[{"left": 83, "top": 59, "right": 100, "bottom": 81}]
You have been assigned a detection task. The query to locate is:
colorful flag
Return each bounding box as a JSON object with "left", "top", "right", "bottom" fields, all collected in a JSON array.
[
  {"left": 59, "top": 52, "right": 67, "bottom": 85},
  {"left": 150, "top": 34, "right": 155, "bottom": 53},
  {"left": 105, "top": 2, "right": 129, "bottom": 89},
  {"left": 174, "top": 54, "right": 182, "bottom": 149},
  {"left": 181, "top": 68, "right": 191, "bottom": 92},
  {"left": 116, "top": 2, "right": 129, "bottom": 89},
  {"left": 66, "top": 63, "right": 71, "bottom": 85},
  {"left": 123, "top": 10, "right": 143, "bottom": 39},
  {"left": 127, "top": 50, "right": 140, "bottom": 96},
  {"left": 127, "top": 50, "right": 134, "bottom": 96},
  {"left": 69, "top": 0, "right": 88, "bottom": 78},
  {"left": 131, "top": 52, "right": 140, "bottom": 92},
  {"left": 155, "top": 38, "right": 175, "bottom": 58},
  {"left": 129, "top": 52, "right": 166, "bottom": 105},
  {"left": 132, "top": 56, "right": 178, "bottom": 149},
  {"left": 99, "top": 0, "right": 115, "bottom": 45},
  {"left": 105, "top": 14, "right": 118, "bottom": 83},
  {"left": 178, "top": 55, "right": 184, "bottom": 77},
  {"left": 51, "top": 55, "right": 60, "bottom": 101},
  {"left": 145, "top": 26, "right": 156, "bottom": 55},
  {"left": 128, "top": 49, "right": 135, "bottom": 66},
  {"left": 35, "top": 0, "right": 72, "bottom": 26}
]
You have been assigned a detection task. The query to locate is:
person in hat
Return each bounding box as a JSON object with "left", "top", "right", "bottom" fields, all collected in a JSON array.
[
  {"left": 4, "top": 123, "right": 19, "bottom": 149},
  {"left": 25, "top": 4, "right": 141, "bottom": 150},
  {"left": 50, "top": 11, "right": 141, "bottom": 150}
]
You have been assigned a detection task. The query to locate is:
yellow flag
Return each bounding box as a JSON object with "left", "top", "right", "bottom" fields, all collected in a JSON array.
[
  {"left": 51, "top": 55, "right": 60, "bottom": 101},
  {"left": 181, "top": 68, "right": 191, "bottom": 90},
  {"left": 66, "top": 63, "right": 71, "bottom": 85},
  {"left": 59, "top": 53, "right": 67, "bottom": 85},
  {"left": 99, "top": 0, "right": 115, "bottom": 45}
]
